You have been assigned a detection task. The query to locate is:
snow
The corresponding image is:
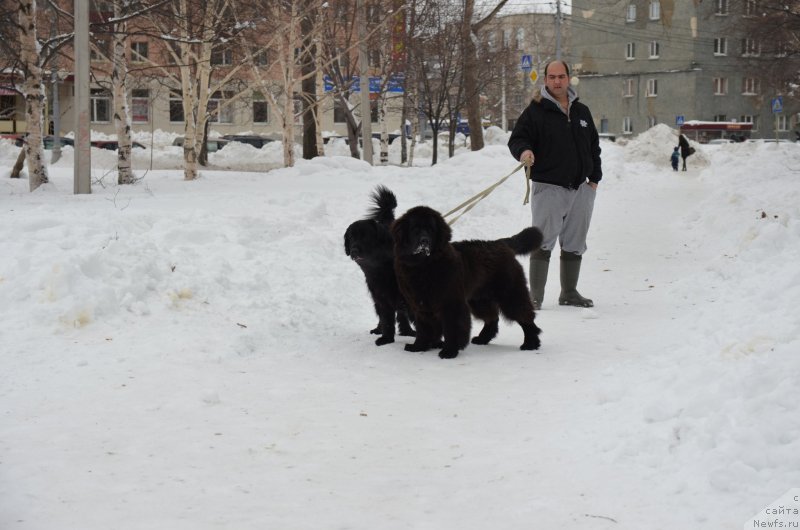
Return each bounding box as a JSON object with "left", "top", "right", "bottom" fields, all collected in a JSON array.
[{"left": 1, "top": 123, "right": 799, "bottom": 529}]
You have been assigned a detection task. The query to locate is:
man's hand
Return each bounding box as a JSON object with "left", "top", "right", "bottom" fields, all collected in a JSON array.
[
  {"left": 520, "top": 150, "right": 534, "bottom": 167},
  {"left": 588, "top": 181, "right": 598, "bottom": 190}
]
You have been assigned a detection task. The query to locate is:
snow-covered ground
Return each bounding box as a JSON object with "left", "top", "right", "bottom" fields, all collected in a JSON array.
[{"left": 1, "top": 125, "right": 798, "bottom": 529}]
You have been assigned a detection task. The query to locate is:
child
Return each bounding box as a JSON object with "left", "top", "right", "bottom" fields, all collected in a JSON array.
[{"left": 670, "top": 146, "right": 680, "bottom": 171}]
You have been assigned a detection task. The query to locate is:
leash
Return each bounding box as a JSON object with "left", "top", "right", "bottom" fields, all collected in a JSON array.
[{"left": 443, "top": 162, "right": 532, "bottom": 226}]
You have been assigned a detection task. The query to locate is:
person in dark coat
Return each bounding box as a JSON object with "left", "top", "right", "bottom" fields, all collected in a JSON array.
[
  {"left": 678, "top": 134, "right": 692, "bottom": 171},
  {"left": 508, "top": 60, "right": 602, "bottom": 309}
]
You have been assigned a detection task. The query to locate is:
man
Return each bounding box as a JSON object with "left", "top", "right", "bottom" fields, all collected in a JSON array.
[{"left": 507, "top": 60, "right": 602, "bottom": 309}]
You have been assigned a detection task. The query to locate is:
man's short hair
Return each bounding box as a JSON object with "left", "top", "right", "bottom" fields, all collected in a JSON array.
[{"left": 544, "top": 60, "right": 570, "bottom": 77}]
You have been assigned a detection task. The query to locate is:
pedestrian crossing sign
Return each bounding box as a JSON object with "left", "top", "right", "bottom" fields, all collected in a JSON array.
[{"left": 521, "top": 55, "right": 532, "bottom": 71}]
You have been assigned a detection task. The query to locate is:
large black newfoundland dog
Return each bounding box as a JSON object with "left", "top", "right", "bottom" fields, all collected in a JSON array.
[
  {"left": 344, "top": 186, "right": 415, "bottom": 346},
  {"left": 392, "top": 206, "right": 542, "bottom": 359}
]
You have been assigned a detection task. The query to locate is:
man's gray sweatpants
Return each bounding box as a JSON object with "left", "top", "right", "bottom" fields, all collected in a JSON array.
[{"left": 530, "top": 181, "right": 597, "bottom": 255}]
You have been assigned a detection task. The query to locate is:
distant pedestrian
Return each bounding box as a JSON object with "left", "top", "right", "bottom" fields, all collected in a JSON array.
[{"left": 670, "top": 146, "right": 680, "bottom": 171}]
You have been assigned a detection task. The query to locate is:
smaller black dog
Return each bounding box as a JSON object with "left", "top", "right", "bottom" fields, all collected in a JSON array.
[{"left": 344, "top": 186, "right": 415, "bottom": 346}]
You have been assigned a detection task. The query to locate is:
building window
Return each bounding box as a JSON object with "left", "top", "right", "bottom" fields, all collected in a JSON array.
[
  {"left": 252, "top": 49, "right": 270, "bottom": 66},
  {"left": 368, "top": 49, "right": 380, "bottom": 68},
  {"left": 366, "top": 2, "right": 380, "bottom": 24},
  {"left": 90, "top": 88, "right": 110, "bottom": 122},
  {"left": 334, "top": 98, "right": 347, "bottom": 123},
  {"left": 716, "top": 0, "right": 728, "bottom": 15},
  {"left": 714, "top": 38, "right": 728, "bottom": 56},
  {"left": 131, "top": 89, "right": 149, "bottom": 123},
  {"left": 649, "top": 41, "right": 660, "bottom": 58},
  {"left": 626, "top": 3, "right": 636, "bottom": 22},
  {"left": 740, "top": 115, "right": 758, "bottom": 131},
  {"left": 211, "top": 49, "right": 233, "bottom": 66},
  {"left": 649, "top": 1, "right": 660, "bottom": 20},
  {"left": 742, "top": 77, "right": 760, "bottom": 95},
  {"left": 0, "top": 95, "right": 15, "bottom": 120},
  {"left": 647, "top": 116, "right": 657, "bottom": 128},
  {"left": 503, "top": 29, "right": 512, "bottom": 49},
  {"left": 775, "top": 41, "right": 788, "bottom": 57},
  {"left": 208, "top": 91, "right": 234, "bottom": 123},
  {"left": 131, "top": 42, "right": 148, "bottom": 63},
  {"left": 626, "top": 42, "right": 636, "bottom": 60},
  {"left": 623, "top": 78, "right": 635, "bottom": 97},
  {"left": 253, "top": 94, "right": 269, "bottom": 124},
  {"left": 169, "top": 90, "right": 184, "bottom": 122},
  {"left": 713, "top": 77, "right": 728, "bottom": 95},
  {"left": 744, "top": 0, "right": 758, "bottom": 17},
  {"left": 713, "top": 114, "right": 727, "bottom": 122},
  {"left": 646, "top": 79, "right": 658, "bottom": 97},
  {"left": 623, "top": 116, "right": 633, "bottom": 134},
  {"left": 91, "top": 37, "right": 110, "bottom": 61},
  {"left": 777, "top": 115, "right": 789, "bottom": 131},
  {"left": 741, "top": 38, "right": 760, "bottom": 56},
  {"left": 600, "top": 118, "right": 609, "bottom": 133}
]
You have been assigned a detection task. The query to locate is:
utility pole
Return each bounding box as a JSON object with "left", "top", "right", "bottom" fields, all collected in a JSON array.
[
  {"left": 357, "top": 0, "right": 373, "bottom": 164},
  {"left": 555, "top": 0, "right": 562, "bottom": 61},
  {"left": 74, "top": 0, "right": 91, "bottom": 194}
]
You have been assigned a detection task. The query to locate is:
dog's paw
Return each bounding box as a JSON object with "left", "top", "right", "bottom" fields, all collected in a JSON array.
[
  {"left": 471, "top": 336, "right": 490, "bottom": 345},
  {"left": 399, "top": 328, "right": 416, "bottom": 337},
  {"left": 405, "top": 343, "right": 429, "bottom": 352},
  {"left": 375, "top": 336, "right": 394, "bottom": 346},
  {"left": 438, "top": 348, "right": 459, "bottom": 359},
  {"left": 370, "top": 327, "right": 381, "bottom": 335},
  {"left": 520, "top": 338, "right": 541, "bottom": 351}
]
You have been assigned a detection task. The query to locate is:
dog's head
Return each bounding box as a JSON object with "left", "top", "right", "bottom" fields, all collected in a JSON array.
[
  {"left": 391, "top": 206, "right": 451, "bottom": 259},
  {"left": 344, "top": 219, "right": 393, "bottom": 265}
]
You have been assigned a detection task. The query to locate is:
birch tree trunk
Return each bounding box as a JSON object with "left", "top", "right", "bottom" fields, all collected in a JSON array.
[
  {"left": 112, "top": 0, "right": 134, "bottom": 184},
  {"left": 18, "top": 0, "right": 48, "bottom": 191},
  {"left": 378, "top": 89, "right": 389, "bottom": 165}
]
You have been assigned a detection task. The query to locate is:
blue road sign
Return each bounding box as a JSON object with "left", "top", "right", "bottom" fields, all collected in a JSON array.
[
  {"left": 676, "top": 115, "right": 685, "bottom": 126},
  {"left": 521, "top": 55, "right": 532, "bottom": 71},
  {"left": 771, "top": 96, "right": 784, "bottom": 113}
]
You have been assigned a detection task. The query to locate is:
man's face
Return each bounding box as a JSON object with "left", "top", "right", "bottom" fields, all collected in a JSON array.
[{"left": 545, "top": 62, "right": 569, "bottom": 99}]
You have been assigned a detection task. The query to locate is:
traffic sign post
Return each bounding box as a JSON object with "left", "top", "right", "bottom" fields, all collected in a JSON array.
[
  {"left": 676, "top": 115, "right": 685, "bottom": 126},
  {"left": 772, "top": 96, "right": 783, "bottom": 141},
  {"left": 520, "top": 55, "right": 532, "bottom": 71}
]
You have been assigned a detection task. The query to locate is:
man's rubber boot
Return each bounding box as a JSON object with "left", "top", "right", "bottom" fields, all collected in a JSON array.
[
  {"left": 529, "top": 249, "right": 551, "bottom": 310},
  {"left": 559, "top": 251, "right": 594, "bottom": 307}
]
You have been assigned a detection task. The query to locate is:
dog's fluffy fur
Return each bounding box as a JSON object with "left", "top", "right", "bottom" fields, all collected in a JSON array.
[
  {"left": 392, "top": 206, "right": 542, "bottom": 359},
  {"left": 344, "top": 186, "right": 414, "bottom": 345}
]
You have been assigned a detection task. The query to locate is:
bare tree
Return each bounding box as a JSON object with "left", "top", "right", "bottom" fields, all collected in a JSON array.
[
  {"left": 3, "top": 0, "right": 71, "bottom": 190},
  {"left": 409, "top": 0, "right": 464, "bottom": 165},
  {"left": 462, "top": 0, "right": 510, "bottom": 151}
]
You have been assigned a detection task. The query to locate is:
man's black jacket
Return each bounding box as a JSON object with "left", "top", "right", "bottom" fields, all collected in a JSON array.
[{"left": 508, "top": 94, "right": 602, "bottom": 189}]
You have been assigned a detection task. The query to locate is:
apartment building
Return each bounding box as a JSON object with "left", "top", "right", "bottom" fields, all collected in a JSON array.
[
  {"left": 478, "top": 8, "right": 569, "bottom": 131},
  {"left": 569, "top": 0, "right": 799, "bottom": 140}
]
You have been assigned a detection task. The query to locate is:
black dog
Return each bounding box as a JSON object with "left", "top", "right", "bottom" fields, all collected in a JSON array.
[
  {"left": 392, "top": 206, "right": 542, "bottom": 359},
  {"left": 344, "top": 186, "right": 415, "bottom": 346}
]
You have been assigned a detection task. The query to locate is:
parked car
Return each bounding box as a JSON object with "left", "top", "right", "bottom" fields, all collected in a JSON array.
[
  {"left": 706, "top": 138, "right": 735, "bottom": 145},
  {"left": 90, "top": 140, "right": 146, "bottom": 150},
  {"left": 172, "top": 136, "right": 229, "bottom": 153},
  {"left": 220, "top": 134, "right": 275, "bottom": 148}
]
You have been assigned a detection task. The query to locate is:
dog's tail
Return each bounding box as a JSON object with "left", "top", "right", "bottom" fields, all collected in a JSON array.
[
  {"left": 500, "top": 227, "right": 543, "bottom": 255},
  {"left": 367, "top": 185, "right": 398, "bottom": 226}
]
